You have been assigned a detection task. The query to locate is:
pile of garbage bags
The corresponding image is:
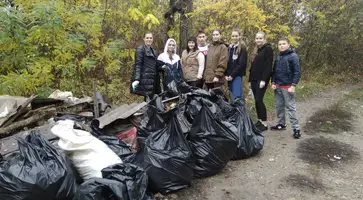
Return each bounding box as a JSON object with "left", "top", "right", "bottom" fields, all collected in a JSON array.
[{"left": 0, "top": 82, "right": 264, "bottom": 199}]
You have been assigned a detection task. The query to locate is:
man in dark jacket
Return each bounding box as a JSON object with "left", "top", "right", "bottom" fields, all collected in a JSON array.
[
  {"left": 130, "top": 32, "right": 163, "bottom": 101},
  {"left": 270, "top": 38, "right": 301, "bottom": 139}
]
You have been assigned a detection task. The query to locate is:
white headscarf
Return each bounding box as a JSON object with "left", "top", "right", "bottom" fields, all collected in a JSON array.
[{"left": 157, "top": 38, "right": 180, "bottom": 65}]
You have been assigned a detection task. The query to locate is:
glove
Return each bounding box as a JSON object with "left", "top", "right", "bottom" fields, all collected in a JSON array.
[
  {"left": 197, "top": 74, "right": 203, "bottom": 79},
  {"left": 259, "top": 81, "right": 266, "bottom": 89},
  {"left": 213, "top": 77, "right": 219, "bottom": 83},
  {"left": 132, "top": 81, "right": 139, "bottom": 91}
]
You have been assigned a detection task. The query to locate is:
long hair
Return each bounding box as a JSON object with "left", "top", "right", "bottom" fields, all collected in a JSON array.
[
  {"left": 186, "top": 37, "right": 198, "bottom": 53},
  {"left": 231, "top": 28, "right": 246, "bottom": 55}
]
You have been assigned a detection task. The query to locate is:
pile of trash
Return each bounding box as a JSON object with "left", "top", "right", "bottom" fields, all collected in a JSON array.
[{"left": 0, "top": 82, "right": 264, "bottom": 199}]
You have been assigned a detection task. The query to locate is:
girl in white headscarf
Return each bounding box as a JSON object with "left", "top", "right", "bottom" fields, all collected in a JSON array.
[{"left": 157, "top": 38, "right": 184, "bottom": 89}]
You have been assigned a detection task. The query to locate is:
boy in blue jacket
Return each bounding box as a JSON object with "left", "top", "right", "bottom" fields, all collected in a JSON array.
[{"left": 270, "top": 38, "right": 301, "bottom": 139}]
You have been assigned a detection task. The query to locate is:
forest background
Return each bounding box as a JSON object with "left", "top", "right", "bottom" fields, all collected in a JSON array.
[{"left": 0, "top": 0, "right": 362, "bottom": 105}]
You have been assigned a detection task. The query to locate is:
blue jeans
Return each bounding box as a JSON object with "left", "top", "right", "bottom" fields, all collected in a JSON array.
[{"left": 228, "top": 76, "right": 243, "bottom": 100}]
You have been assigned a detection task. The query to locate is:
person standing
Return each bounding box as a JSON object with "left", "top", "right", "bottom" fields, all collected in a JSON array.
[
  {"left": 130, "top": 32, "right": 163, "bottom": 101},
  {"left": 225, "top": 28, "right": 247, "bottom": 102},
  {"left": 249, "top": 31, "right": 273, "bottom": 132},
  {"left": 197, "top": 30, "right": 208, "bottom": 56},
  {"left": 270, "top": 38, "right": 301, "bottom": 139},
  {"left": 204, "top": 29, "right": 228, "bottom": 90},
  {"left": 157, "top": 38, "right": 183, "bottom": 90},
  {"left": 181, "top": 37, "right": 205, "bottom": 88}
]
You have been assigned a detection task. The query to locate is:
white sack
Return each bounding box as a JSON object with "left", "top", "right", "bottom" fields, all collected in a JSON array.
[{"left": 51, "top": 119, "right": 122, "bottom": 180}]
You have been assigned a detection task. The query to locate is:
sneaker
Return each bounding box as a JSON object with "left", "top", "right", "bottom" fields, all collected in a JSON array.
[
  {"left": 293, "top": 129, "right": 301, "bottom": 139},
  {"left": 255, "top": 121, "right": 268, "bottom": 132},
  {"left": 270, "top": 124, "right": 287, "bottom": 131}
]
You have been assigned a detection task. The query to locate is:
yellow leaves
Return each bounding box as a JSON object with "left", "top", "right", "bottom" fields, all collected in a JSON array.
[
  {"left": 128, "top": 7, "right": 159, "bottom": 30},
  {"left": 1, "top": 0, "right": 160, "bottom": 98},
  {"left": 143, "top": 14, "right": 160, "bottom": 29},
  {"left": 128, "top": 8, "right": 144, "bottom": 21}
]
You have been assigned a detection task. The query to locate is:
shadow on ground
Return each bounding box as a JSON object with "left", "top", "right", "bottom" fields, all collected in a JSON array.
[
  {"left": 282, "top": 173, "right": 326, "bottom": 193},
  {"left": 297, "top": 136, "right": 360, "bottom": 167},
  {"left": 304, "top": 103, "right": 353, "bottom": 134}
]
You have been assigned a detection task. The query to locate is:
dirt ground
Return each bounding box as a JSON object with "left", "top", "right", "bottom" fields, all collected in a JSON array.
[{"left": 161, "top": 83, "right": 363, "bottom": 200}]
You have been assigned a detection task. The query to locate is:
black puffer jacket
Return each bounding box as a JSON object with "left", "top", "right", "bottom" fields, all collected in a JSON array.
[
  {"left": 130, "top": 45, "right": 162, "bottom": 96},
  {"left": 249, "top": 43, "right": 273, "bottom": 83}
]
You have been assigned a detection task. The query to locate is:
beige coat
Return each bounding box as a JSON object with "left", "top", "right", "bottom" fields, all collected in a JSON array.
[
  {"left": 181, "top": 50, "right": 201, "bottom": 82},
  {"left": 203, "top": 41, "right": 228, "bottom": 83}
]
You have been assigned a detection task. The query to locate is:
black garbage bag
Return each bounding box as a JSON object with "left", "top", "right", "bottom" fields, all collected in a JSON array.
[
  {"left": 138, "top": 94, "right": 178, "bottom": 138},
  {"left": 126, "top": 106, "right": 195, "bottom": 194},
  {"left": 102, "top": 163, "right": 149, "bottom": 200},
  {"left": 98, "top": 135, "right": 133, "bottom": 160},
  {"left": 0, "top": 132, "right": 77, "bottom": 200},
  {"left": 184, "top": 89, "right": 226, "bottom": 123},
  {"left": 73, "top": 178, "right": 127, "bottom": 200},
  {"left": 73, "top": 163, "right": 154, "bottom": 200},
  {"left": 227, "top": 102, "right": 264, "bottom": 159},
  {"left": 188, "top": 100, "right": 238, "bottom": 178}
]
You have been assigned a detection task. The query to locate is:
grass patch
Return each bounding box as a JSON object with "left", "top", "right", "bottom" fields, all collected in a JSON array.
[
  {"left": 283, "top": 174, "right": 326, "bottom": 193},
  {"left": 304, "top": 103, "right": 353, "bottom": 134},
  {"left": 297, "top": 136, "right": 360, "bottom": 167},
  {"left": 295, "top": 80, "right": 326, "bottom": 100},
  {"left": 345, "top": 87, "right": 363, "bottom": 101}
]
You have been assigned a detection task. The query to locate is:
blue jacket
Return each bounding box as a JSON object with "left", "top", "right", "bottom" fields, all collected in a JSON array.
[
  {"left": 272, "top": 48, "right": 301, "bottom": 86},
  {"left": 163, "top": 60, "right": 184, "bottom": 87}
]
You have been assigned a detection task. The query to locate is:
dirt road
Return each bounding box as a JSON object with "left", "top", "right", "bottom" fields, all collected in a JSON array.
[{"left": 164, "top": 84, "right": 363, "bottom": 200}]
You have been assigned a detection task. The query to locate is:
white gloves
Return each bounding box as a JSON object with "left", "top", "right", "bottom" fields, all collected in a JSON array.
[
  {"left": 132, "top": 81, "right": 139, "bottom": 90},
  {"left": 259, "top": 81, "right": 266, "bottom": 89},
  {"left": 213, "top": 77, "right": 219, "bottom": 83},
  {"left": 197, "top": 74, "right": 203, "bottom": 79}
]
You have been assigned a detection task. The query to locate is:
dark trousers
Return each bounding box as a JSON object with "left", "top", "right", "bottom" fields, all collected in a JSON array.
[
  {"left": 187, "top": 80, "right": 203, "bottom": 88},
  {"left": 205, "top": 83, "right": 224, "bottom": 96},
  {"left": 251, "top": 80, "right": 267, "bottom": 121},
  {"left": 205, "top": 83, "right": 223, "bottom": 90}
]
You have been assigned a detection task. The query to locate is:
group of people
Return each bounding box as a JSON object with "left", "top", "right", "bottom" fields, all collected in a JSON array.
[{"left": 130, "top": 29, "right": 301, "bottom": 139}]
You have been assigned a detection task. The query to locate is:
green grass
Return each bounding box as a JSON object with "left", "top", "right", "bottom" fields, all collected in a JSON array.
[{"left": 345, "top": 87, "right": 363, "bottom": 101}]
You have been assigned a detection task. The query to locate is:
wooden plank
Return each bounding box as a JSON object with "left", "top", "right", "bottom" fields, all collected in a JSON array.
[{"left": 0, "top": 94, "right": 37, "bottom": 128}]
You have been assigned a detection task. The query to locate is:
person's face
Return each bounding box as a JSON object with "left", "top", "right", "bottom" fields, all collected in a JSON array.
[
  {"left": 255, "top": 33, "right": 266, "bottom": 47},
  {"left": 197, "top": 33, "right": 207, "bottom": 46},
  {"left": 278, "top": 40, "right": 290, "bottom": 52},
  {"left": 188, "top": 41, "right": 196, "bottom": 50},
  {"left": 212, "top": 31, "right": 221, "bottom": 42},
  {"left": 144, "top": 33, "right": 153, "bottom": 46},
  {"left": 167, "top": 40, "right": 176, "bottom": 52},
  {"left": 231, "top": 31, "right": 240, "bottom": 44}
]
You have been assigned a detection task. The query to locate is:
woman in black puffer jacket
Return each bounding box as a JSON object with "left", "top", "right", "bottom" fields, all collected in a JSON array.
[{"left": 130, "top": 32, "right": 163, "bottom": 101}]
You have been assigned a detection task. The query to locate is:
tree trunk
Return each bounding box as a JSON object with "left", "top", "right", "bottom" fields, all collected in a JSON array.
[{"left": 179, "top": 0, "right": 192, "bottom": 54}]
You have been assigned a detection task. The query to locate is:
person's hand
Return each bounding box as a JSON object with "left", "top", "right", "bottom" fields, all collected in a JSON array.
[
  {"left": 213, "top": 77, "right": 219, "bottom": 83},
  {"left": 132, "top": 81, "right": 139, "bottom": 91},
  {"left": 248, "top": 82, "right": 251, "bottom": 89},
  {"left": 161, "top": 65, "right": 166, "bottom": 69},
  {"left": 288, "top": 86, "right": 296, "bottom": 93},
  {"left": 197, "top": 74, "right": 203, "bottom": 79},
  {"left": 271, "top": 84, "right": 277, "bottom": 90},
  {"left": 227, "top": 76, "right": 233, "bottom": 81},
  {"left": 259, "top": 81, "right": 266, "bottom": 89}
]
